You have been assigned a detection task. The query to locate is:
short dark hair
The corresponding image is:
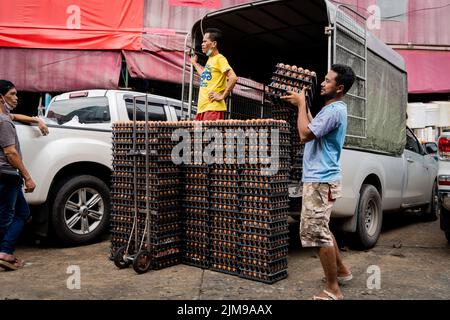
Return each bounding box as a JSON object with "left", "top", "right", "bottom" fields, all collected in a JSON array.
[
  {"left": 331, "top": 64, "right": 356, "bottom": 94},
  {"left": 0, "top": 80, "right": 15, "bottom": 96},
  {"left": 204, "top": 28, "right": 223, "bottom": 49}
]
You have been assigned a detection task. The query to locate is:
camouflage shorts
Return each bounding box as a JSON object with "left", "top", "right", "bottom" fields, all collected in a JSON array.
[{"left": 300, "top": 182, "right": 342, "bottom": 248}]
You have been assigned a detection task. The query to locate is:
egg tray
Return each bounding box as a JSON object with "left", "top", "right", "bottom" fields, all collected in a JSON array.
[
  {"left": 240, "top": 244, "right": 289, "bottom": 260},
  {"left": 239, "top": 269, "right": 288, "bottom": 284},
  {"left": 240, "top": 186, "right": 288, "bottom": 196},
  {"left": 240, "top": 225, "right": 289, "bottom": 237},
  {"left": 239, "top": 256, "right": 288, "bottom": 272},
  {"left": 183, "top": 190, "right": 209, "bottom": 198},
  {"left": 210, "top": 232, "right": 240, "bottom": 244},
  {"left": 240, "top": 180, "right": 288, "bottom": 189},
  {"left": 240, "top": 238, "right": 289, "bottom": 250},
  {"left": 209, "top": 191, "right": 240, "bottom": 200},
  {"left": 240, "top": 202, "right": 290, "bottom": 211},
  {"left": 240, "top": 206, "right": 289, "bottom": 215},
  {"left": 211, "top": 216, "right": 240, "bottom": 225},
  {"left": 182, "top": 202, "right": 209, "bottom": 210},
  {"left": 185, "top": 172, "right": 209, "bottom": 180},
  {"left": 152, "top": 256, "right": 183, "bottom": 270},
  {"left": 182, "top": 256, "right": 210, "bottom": 269},
  {"left": 184, "top": 207, "right": 209, "bottom": 215},
  {"left": 240, "top": 213, "right": 289, "bottom": 224},
  {"left": 211, "top": 243, "right": 239, "bottom": 255},
  {"left": 210, "top": 204, "right": 240, "bottom": 213},
  {"left": 209, "top": 197, "right": 241, "bottom": 206},
  {"left": 241, "top": 219, "right": 287, "bottom": 230},
  {"left": 210, "top": 186, "right": 242, "bottom": 194},
  {"left": 184, "top": 184, "right": 209, "bottom": 192},
  {"left": 185, "top": 230, "right": 210, "bottom": 239},
  {"left": 111, "top": 189, "right": 180, "bottom": 199},
  {"left": 185, "top": 223, "right": 209, "bottom": 233},
  {"left": 185, "top": 241, "right": 210, "bottom": 251},
  {"left": 237, "top": 163, "right": 291, "bottom": 171},
  {"left": 210, "top": 264, "right": 239, "bottom": 276},
  {"left": 210, "top": 180, "right": 240, "bottom": 188}
]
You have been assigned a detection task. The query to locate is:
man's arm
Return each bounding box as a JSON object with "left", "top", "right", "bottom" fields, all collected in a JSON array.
[
  {"left": 190, "top": 55, "right": 204, "bottom": 76},
  {"left": 3, "top": 144, "right": 36, "bottom": 192},
  {"left": 11, "top": 113, "right": 49, "bottom": 135},
  {"left": 208, "top": 69, "right": 239, "bottom": 102},
  {"left": 281, "top": 90, "right": 315, "bottom": 143}
]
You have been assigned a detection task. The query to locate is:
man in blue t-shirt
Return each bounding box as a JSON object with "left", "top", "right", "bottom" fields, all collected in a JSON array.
[{"left": 282, "top": 64, "right": 355, "bottom": 300}]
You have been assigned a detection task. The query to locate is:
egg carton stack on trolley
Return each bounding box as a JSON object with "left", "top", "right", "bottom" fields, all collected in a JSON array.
[
  {"left": 182, "top": 121, "right": 212, "bottom": 269},
  {"left": 111, "top": 98, "right": 184, "bottom": 274},
  {"left": 238, "top": 119, "right": 291, "bottom": 283},
  {"left": 208, "top": 120, "right": 242, "bottom": 276}
]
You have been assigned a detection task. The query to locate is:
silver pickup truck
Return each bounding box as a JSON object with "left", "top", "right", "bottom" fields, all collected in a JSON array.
[
  {"left": 185, "top": 0, "right": 439, "bottom": 249},
  {"left": 438, "top": 131, "right": 450, "bottom": 243},
  {"left": 17, "top": 90, "right": 184, "bottom": 245}
]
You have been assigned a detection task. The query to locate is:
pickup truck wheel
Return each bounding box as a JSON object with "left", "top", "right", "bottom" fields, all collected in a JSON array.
[
  {"left": 51, "top": 175, "right": 110, "bottom": 245},
  {"left": 422, "top": 181, "right": 438, "bottom": 221},
  {"left": 353, "top": 184, "right": 383, "bottom": 249}
]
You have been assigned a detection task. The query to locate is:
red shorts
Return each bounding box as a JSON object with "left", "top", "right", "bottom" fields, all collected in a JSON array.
[{"left": 194, "top": 111, "right": 225, "bottom": 121}]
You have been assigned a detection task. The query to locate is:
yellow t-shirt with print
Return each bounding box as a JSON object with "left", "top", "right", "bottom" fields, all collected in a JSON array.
[{"left": 198, "top": 53, "right": 232, "bottom": 114}]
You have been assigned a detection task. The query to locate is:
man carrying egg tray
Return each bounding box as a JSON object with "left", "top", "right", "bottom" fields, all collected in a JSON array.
[
  {"left": 190, "top": 28, "right": 239, "bottom": 121},
  {"left": 281, "top": 64, "right": 356, "bottom": 300}
]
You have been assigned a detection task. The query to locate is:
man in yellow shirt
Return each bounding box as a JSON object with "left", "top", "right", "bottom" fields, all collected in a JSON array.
[{"left": 190, "top": 28, "right": 238, "bottom": 121}]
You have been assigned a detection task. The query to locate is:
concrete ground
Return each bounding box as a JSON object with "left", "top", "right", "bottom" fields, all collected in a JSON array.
[{"left": 1, "top": 211, "right": 449, "bottom": 300}]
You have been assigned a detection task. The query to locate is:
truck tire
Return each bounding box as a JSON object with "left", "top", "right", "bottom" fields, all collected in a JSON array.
[
  {"left": 353, "top": 184, "right": 383, "bottom": 249},
  {"left": 51, "top": 175, "right": 110, "bottom": 245},
  {"left": 422, "top": 180, "right": 438, "bottom": 221}
]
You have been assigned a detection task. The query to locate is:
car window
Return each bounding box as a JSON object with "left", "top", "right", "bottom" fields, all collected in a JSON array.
[
  {"left": 47, "top": 97, "right": 110, "bottom": 125},
  {"left": 406, "top": 129, "right": 421, "bottom": 154},
  {"left": 124, "top": 98, "right": 166, "bottom": 121}
]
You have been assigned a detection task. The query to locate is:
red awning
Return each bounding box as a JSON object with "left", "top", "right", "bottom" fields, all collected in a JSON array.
[
  {"left": 124, "top": 50, "right": 186, "bottom": 84},
  {"left": 0, "top": 0, "right": 143, "bottom": 50},
  {"left": 396, "top": 49, "right": 450, "bottom": 94},
  {"left": 0, "top": 48, "right": 122, "bottom": 92}
]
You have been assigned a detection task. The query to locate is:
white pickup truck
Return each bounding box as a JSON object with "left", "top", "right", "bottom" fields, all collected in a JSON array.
[
  {"left": 438, "top": 131, "right": 450, "bottom": 243},
  {"left": 16, "top": 90, "right": 183, "bottom": 245}
]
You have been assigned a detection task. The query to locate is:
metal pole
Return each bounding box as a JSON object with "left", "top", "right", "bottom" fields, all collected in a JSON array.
[
  {"left": 187, "top": 34, "right": 196, "bottom": 120},
  {"left": 181, "top": 32, "right": 191, "bottom": 119}
]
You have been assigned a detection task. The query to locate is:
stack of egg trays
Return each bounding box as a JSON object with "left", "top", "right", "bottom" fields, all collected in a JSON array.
[
  {"left": 183, "top": 122, "right": 211, "bottom": 269},
  {"left": 209, "top": 163, "right": 241, "bottom": 276},
  {"left": 145, "top": 122, "right": 185, "bottom": 269},
  {"left": 110, "top": 121, "right": 185, "bottom": 269},
  {"left": 237, "top": 121, "right": 291, "bottom": 284},
  {"left": 110, "top": 121, "right": 139, "bottom": 257}
]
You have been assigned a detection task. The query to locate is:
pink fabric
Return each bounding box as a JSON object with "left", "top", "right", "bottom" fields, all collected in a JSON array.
[
  {"left": 169, "top": 0, "right": 222, "bottom": 9},
  {"left": 396, "top": 49, "right": 450, "bottom": 94},
  {"left": 0, "top": 48, "right": 122, "bottom": 92}
]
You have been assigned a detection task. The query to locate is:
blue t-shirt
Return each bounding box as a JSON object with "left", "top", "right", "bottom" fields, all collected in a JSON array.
[{"left": 302, "top": 101, "right": 347, "bottom": 182}]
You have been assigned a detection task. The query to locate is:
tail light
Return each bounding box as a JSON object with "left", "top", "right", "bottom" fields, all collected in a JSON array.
[
  {"left": 438, "top": 136, "right": 450, "bottom": 160},
  {"left": 438, "top": 175, "right": 450, "bottom": 186}
]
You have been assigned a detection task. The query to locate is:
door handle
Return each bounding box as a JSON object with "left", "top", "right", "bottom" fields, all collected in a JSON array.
[{"left": 406, "top": 157, "right": 414, "bottom": 163}]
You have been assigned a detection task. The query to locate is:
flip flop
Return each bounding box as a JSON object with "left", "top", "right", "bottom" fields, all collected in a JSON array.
[
  {"left": 0, "top": 258, "right": 25, "bottom": 271},
  {"left": 322, "top": 273, "right": 353, "bottom": 285},
  {"left": 0, "top": 259, "right": 19, "bottom": 271},
  {"left": 313, "top": 290, "right": 343, "bottom": 300}
]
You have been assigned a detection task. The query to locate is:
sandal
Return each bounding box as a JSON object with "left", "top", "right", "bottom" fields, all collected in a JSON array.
[
  {"left": 313, "top": 290, "right": 343, "bottom": 300},
  {"left": 0, "top": 258, "right": 25, "bottom": 271}
]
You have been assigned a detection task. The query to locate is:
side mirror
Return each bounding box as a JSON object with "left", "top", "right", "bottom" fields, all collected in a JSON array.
[{"left": 424, "top": 142, "right": 438, "bottom": 154}]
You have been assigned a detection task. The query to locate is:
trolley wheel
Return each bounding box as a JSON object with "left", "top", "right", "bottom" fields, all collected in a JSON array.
[
  {"left": 133, "top": 250, "right": 152, "bottom": 274},
  {"left": 114, "top": 246, "right": 131, "bottom": 269}
]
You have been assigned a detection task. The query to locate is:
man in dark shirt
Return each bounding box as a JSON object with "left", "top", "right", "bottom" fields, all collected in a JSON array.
[{"left": 0, "top": 80, "right": 36, "bottom": 271}]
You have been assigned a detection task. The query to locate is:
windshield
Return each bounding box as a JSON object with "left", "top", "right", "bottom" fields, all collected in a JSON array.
[{"left": 47, "top": 97, "right": 110, "bottom": 125}]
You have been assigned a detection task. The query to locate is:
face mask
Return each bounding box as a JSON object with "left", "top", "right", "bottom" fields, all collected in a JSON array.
[{"left": 206, "top": 48, "right": 213, "bottom": 56}]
